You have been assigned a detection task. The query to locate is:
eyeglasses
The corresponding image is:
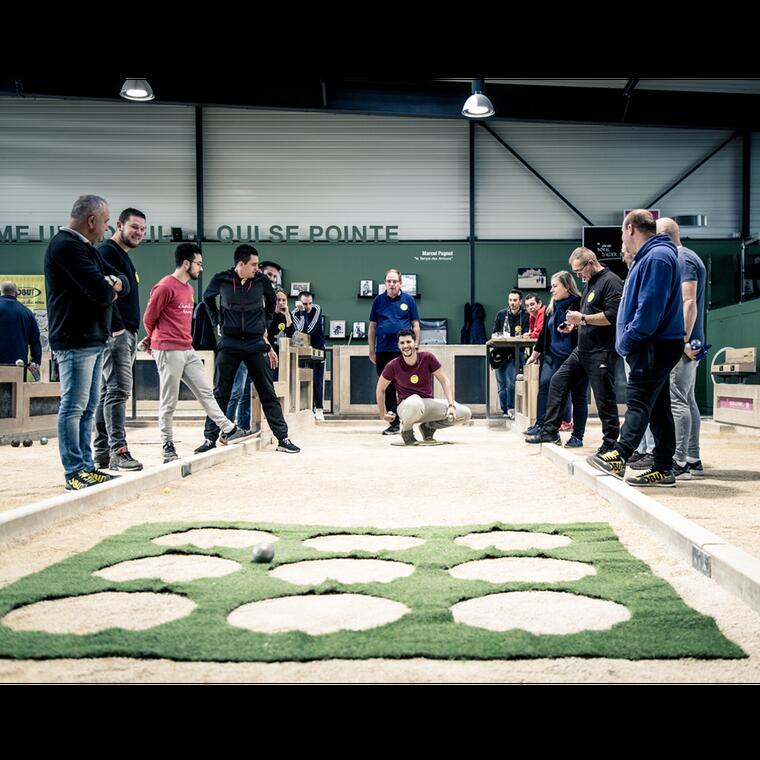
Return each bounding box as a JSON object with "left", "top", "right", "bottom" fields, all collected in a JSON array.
[{"left": 572, "top": 261, "right": 589, "bottom": 275}]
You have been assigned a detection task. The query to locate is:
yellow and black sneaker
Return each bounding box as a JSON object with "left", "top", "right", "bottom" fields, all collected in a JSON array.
[
  {"left": 85, "top": 469, "right": 120, "bottom": 485},
  {"left": 65, "top": 470, "right": 97, "bottom": 491},
  {"left": 625, "top": 467, "right": 676, "bottom": 488},
  {"left": 587, "top": 449, "right": 626, "bottom": 480}
]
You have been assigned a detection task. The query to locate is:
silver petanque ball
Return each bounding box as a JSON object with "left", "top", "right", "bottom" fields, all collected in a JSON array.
[{"left": 252, "top": 542, "right": 275, "bottom": 563}]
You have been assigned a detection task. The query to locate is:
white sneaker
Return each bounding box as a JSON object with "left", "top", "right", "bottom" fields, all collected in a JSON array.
[{"left": 314, "top": 408, "right": 325, "bottom": 421}]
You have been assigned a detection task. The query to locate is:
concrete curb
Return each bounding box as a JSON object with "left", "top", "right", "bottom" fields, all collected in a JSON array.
[
  {"left": 0, "top": 436, "right": 262, "bottom": 546},
  {"left": 532, "top": 437, "right": 760, "bottom": 615}
]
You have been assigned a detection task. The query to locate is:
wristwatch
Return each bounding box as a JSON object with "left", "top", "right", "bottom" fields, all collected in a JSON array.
[{"left": 580, "top": 314, "right": 587, "bottom": 326}]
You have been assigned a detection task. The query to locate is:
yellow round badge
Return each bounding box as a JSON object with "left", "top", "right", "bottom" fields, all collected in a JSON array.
[
  {"left": 587, "top": 292, "right": 595, "bottom": 303},
  {"left": 278, "top": 323, "right": 285, "bottom": 332},
  {"left": 400, "top": 303, "right": 409, "bottom": 311},
  {"left": 515, "top": 325, "right": 522, "bottom": 334},
  {"left": 410, "top": 374, "right": 419, "bottom": 384},
  {"left": 135, "top": 272, "right": 140, "bottom": 283}
]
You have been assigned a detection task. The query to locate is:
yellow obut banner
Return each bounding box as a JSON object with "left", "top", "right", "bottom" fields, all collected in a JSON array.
[{"left": 1, "top": 274, "right": 49, "bottom": 351}]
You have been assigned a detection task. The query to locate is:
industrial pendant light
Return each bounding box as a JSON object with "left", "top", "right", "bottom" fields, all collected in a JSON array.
[
  {"left": 120, "top": 79, "right": 155, "bottom": 102},
  {"left": 462, "top": 78, "right": 494, "bottom": 119}
]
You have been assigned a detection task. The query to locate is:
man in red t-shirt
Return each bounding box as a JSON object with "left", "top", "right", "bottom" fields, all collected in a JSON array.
[
  {"left": 141, "top": 244, "right": 253, "bottom": 463},
  {"left": 376, "top": 328, "right": 472, "bottom": 445},
  {"left": 525, "top": 293, "right": 546, "bottom": 340}
]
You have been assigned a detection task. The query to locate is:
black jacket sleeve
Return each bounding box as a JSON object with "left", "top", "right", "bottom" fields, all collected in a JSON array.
[{"left": 202, "top": 273, "right": 223, "bottom": 329}]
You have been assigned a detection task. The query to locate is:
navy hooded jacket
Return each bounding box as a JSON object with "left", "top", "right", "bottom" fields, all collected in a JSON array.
[{"left": 616, "top": 233, "right": 684, "bottom": 357}]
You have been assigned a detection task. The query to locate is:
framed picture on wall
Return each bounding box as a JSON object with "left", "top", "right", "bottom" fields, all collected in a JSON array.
[
  {"left": 352, "top": 321, "right": 367, "bottom": 339},
  {"left": 378, "top": 283, "right": 386, "bottom": 295},
  {"left": 330, "top": 320, "right": 346, "bottom": 338},
  {"left": 517, "top": 267, "right": 547, "bottom": 289},
  {"left": 290, "top": 281, "right": 311, "bottom": 297},
  {"left": 401, "top": 273, "right": 417, "bottom": 296},
  {"left": 359, "top": 279, "right": 374, "bottom": 297}
]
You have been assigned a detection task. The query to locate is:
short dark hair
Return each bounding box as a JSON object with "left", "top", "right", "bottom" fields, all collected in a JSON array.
[
  {"left": 234, "top": 244, "right": 259, "bottom": 266},
  {"left": 118, "top": 208, "right": 146, "bottom": 225},
  {"left": 175, "top": 242, "right": 201, "bottom": 267},
  {"left": 509, "top": 288, "right": 523, "bottom": 299},
  {"left": 259, "top": 260, "right": 281, "bottom": 272},
  {"left": 623, "top": 209, "right": 657, "bottom": 236},
  {"left": 525, "top": 293, "right": 541, "bottom": 304},
  {"left": 397, "top": 328, "right": 415, "bottom": 341},
  {"left": 298, "top": 291, "right": 313, "bottom": 299}
]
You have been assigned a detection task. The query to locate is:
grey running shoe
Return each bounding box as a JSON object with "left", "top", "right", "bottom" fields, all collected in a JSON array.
[
  {"left": 400, "top": 430, "right": 420, "bottom": 446},
  {"left": 672, "top": 461, "right": 692, "bottom": 480},
  {"left": 219, "top": 426, "right": 255, "bottom": 445},
  {"left": 163, "top": 441, "right": 179, "bottom": 463},
  {"left": 687, "top": 460, "right": 705, "bottom": 477},
  {"left": 109, "top": 447, "right": 143, "bottom": 471},
  {"left": 630, "top": 453, "right": 655, "bottom": 471}
]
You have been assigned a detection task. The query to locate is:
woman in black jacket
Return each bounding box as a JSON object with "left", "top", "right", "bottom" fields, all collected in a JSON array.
[{"left": 524, "top": 271, "right": 588, "bottom": 447}]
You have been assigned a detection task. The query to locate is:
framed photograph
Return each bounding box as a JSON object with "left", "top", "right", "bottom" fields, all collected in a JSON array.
[
  {"left": 378, "top": 283, "right": 386, "bottom": 295},
  {"left": 290, "top": 281, "right": 311, "bottom": 297},
  {"left": 517, "top": 267, "right": 547, "bottom": 289},
  {"left": 330, "top": 320, "right": 346, "bottom": 338},
  {"left": 359, "top": 279, "right": 374, "bottom": 297},
  {"left": 401, "top": 273, "right": 417, "bottom": 296},
  {"left": 352, "top": 321, "right": 367, "bottom": 339}
]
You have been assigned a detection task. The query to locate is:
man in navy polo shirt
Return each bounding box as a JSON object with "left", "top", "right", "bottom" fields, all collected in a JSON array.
[{"left": 368, "top": 269, "right": 420, "bottom": 434}]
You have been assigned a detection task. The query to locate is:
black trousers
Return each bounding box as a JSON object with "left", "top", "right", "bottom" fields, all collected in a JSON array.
[
  {"left": 376, "top": 351, "right": 400, "bottom": 417},
  {"left": 544, "top": 348, "right": 620, "bottom": 447},
  {"left": 615, "top": 339, "right": 684, "bottom": 471},
  {"left": 204, "top": 347, "right": 288, "bottom": 442}
]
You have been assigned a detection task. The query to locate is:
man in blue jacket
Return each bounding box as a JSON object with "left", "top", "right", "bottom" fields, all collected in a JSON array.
[
  {"left": 0, "top": 281, "right": 41, "bottom": 375},
  {"left": 588, "top": 209, "right": 684, "bottom": 487}
]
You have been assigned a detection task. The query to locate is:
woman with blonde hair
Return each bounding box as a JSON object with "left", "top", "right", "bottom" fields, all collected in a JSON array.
[{"left": 524, "top": 270, "right": 588, "bottom": 447}]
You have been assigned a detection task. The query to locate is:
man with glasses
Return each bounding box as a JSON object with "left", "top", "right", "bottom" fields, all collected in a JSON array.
[
  {"left": 526, "top": 247, "right": 623, "bottom": 454},
  {"left": 368, "top": 269, "right": 420, "bottom": 434}
]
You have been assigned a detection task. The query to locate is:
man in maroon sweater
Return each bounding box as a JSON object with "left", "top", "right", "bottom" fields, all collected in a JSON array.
[
  {"left": 141, "top": 244, "right": 251, "bottom": 463},
  {"left": 376, "top": 329, "right": 472, "bottom": 445}
]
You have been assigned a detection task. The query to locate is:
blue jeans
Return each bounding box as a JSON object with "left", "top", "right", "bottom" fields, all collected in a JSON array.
[
  {"left": 54, "top": 346, "right": 104, "bottom": 478},
  {"left": 226, "top": 362, "right": 252, "bottom": 430},
  {"left": 536, "top": 355, "right": 571, "bottom": 427},
  {"left": 495, "top": 357, "right": 522, "bottom": 413}
]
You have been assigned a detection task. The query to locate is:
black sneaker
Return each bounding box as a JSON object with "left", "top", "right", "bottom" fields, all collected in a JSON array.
[
  {"left": 525, "top": 429, "right": 561, "bottom": 445},
  {"left": 219, "top": 426, "right": 255, "bottom": 445},
  {"left": 382, "top": 424, "right": 400, "bottom": 435},
  {"left": 564, "top": 435, "right": 583, "bottom": 448},
  {"left": 625, "top": 467, "right": 676, "bottom": 488},
  {"left": 86, "top": 469, "right": 119, "bottom": 484},
  {"left": 524, "top": 424, "right": 541, "bottom": 436},
  {"left": 65, "top": 470, "right": 97, "bottom": 491},
  {"left": 672, "top": 461, "right": 692, "bottom": 481},
  {"left": 595, "top": 443, "right": 615, "bottom": 456},
  {"left": 194, "top": 439, "right": 217, "bottom": 454},
  {"left": 276, "top": 438, "right": 300, "bottom": 453},
  {"left": 587, "top": 449, "right": 626, "bottom": 480},
  {"left": 419, "top": 422, "right": 435, "bottom": 442},
  {"left": 627, "top": 450, "right": 646, "bottom": 466},
  {"left": 94, "top": 451, "right": 111, "bottom": 469},
  {"left": 163, "top": 441, "right": 179, "bottom": 463},
  {"left": 109, "top": 447, "right": 144, "bottom": 471},
  {"left": 400, "top": 430, "right": 420, "bottom": 446},
  {"left": 687, "top": 460, "right": 705, "bottom": 477},
  {"left": 630, "top": 453, "right": 654, "bottom": 471}
]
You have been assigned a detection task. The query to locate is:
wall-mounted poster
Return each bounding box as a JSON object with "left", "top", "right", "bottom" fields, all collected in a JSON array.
[
  {"left": 352, "top": 321, "right": 367, "bottom": 339},
  {"left": 401, "top": 273, "right": 417, "bottom": 296},
  {"left": 517, "top": 268, "right": 547, "bottom": 289},
  {"left": 359, "top": 280, "right": 373, "bottom": 297},
  {"left": 330, "top": 320, "right": 346, "bottom": 338},
  {"left": 378, "top": 283, "right": 386, "bottom": 295},
  {"left": 290, "top": 281, "right": 311, "bottom": 297}
]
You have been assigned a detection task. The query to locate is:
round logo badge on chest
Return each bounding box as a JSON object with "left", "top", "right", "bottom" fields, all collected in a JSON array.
[
  {"left": 400, "top": 303, "right": 409, "bottom": 311},
  {"left": 278, "top": 323, "right": 285, "bottom": 332},
  {"left": 587, "top": 292, "right": 595, "bottom": 303},
  {"left": 410, "top": 374, "right": 419, "bottom": 384}
]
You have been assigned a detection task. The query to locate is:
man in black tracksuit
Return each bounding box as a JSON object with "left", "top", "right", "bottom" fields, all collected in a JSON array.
[
  {"left": 199, "top": 245, "right": 300, "bottom": 453},
  {"left": 526, "top": 247, "right": 623, "bottom": 453}
]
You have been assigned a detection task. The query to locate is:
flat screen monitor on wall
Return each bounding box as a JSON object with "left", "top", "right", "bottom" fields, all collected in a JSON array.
[{"left": 582, "top": 226, "right": 622, "bottom": 261}]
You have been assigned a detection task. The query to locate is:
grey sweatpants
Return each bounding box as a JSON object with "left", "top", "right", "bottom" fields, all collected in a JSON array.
[
  {"left": 154, "top": 349, "right": 234, "bottom": 444},
  {"left": 397, "top": 394, "right": 472, "bottom": 433},
  {"left": 670, "top": 354, "right": 701, "bottom": 462}
]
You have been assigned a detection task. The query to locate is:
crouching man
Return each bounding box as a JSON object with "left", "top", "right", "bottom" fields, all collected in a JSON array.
[{"left": 376, "top": 329, "right": 472, "bottom": 445}]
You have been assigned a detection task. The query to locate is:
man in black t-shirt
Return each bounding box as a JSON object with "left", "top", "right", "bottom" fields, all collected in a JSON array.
[{"left": 526, "top": 248, "right": 623, "bottom": 453}]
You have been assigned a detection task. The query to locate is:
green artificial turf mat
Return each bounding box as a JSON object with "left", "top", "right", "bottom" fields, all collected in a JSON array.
[{"left": 0, "top": 522, "right": 745, "bottom": 662}]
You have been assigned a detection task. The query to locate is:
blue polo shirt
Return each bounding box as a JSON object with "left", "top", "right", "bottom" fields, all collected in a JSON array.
[{"left": 369, "top": 292, "right": 420, "bottom": 352}]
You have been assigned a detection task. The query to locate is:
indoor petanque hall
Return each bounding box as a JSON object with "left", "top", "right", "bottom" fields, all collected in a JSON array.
[{"left": 1, "top": 78, "right": 760, "bottom": 684}]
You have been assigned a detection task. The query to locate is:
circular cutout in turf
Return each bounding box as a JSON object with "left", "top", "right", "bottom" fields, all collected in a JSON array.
[
  {"left": 228, "top": 594, "right": 410, "bottom": 635},
  {"left": 303, "top": 535, "right": 424, "bottom": 553},
  {"left": 449, "top": 557, "right": 595, "bottom": 583},
  {"left": 455, "top": 531, "right": 571, "bottom": 551},
  {"left": 270, "top": 558, "right": 414, "bottom": 586},
  {"left": 2, "top": 592, "right": 196, "bottom": 635},
  {"left": 153, "top": 528, "right": 278, "bottom": 549},
  {"left": 452, "top": 590, "right": 630, "bottom": 634},
  {"left": 94, "top": 554, "right": 241, "bottom": 583}
]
